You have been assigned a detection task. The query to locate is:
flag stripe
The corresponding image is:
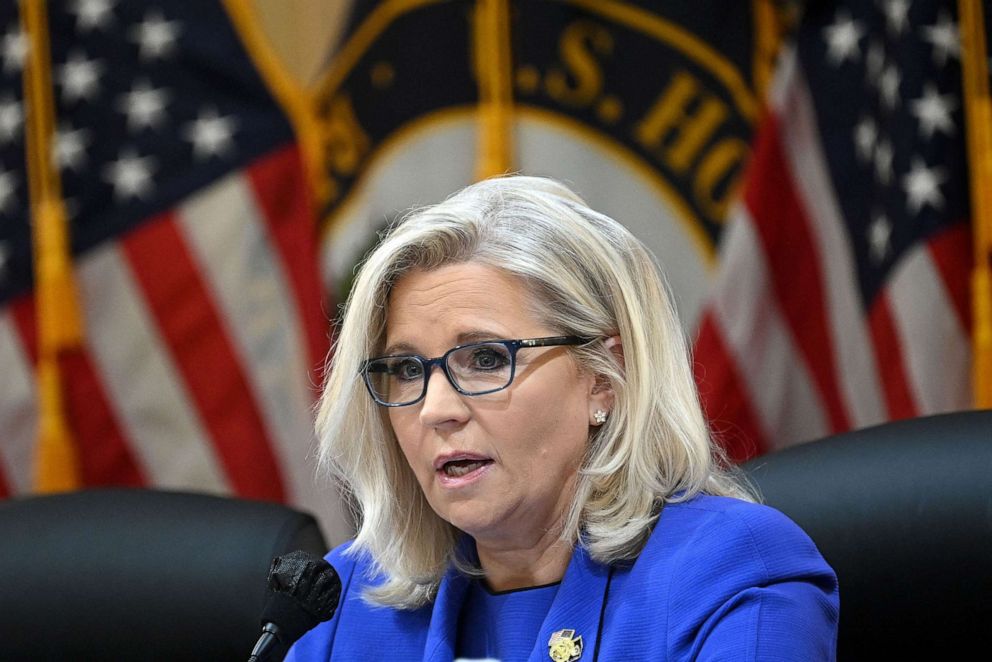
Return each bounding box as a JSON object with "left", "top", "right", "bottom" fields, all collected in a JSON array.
[
  {"left": 778, "top": 66, "right": 887, "bottom": 431},
  {"left": 177, "top": 165, "right": 322, "bottom": 511},
  {"left": 121, "top": 214, "right": 286, "bottom": 500},
  {"left": 694, "top": 312, "right": 767, "bottom": 461},
  {"left": 867, "top": 294, "right": 919, "bottom": 419},
  {"left": 709, "top": 208, "right": 830, "bottom": 447},
  {"left": 246, "top": 146, "right": 330, "bottom": 375},
  {"left": 887, "top": 241, "right": 972, "bottom": 413},
  {"left": 927, "top": 223, "right": 973, "bottom": 334},
  {"left": 0, "top": 303, "right": 39, "bottom": 495},
  {"left": 77, "top": 244, "right": 230, "bottom": 492},
  {"left": 744, "top": 114, "right": 851, "bottom": 434}
]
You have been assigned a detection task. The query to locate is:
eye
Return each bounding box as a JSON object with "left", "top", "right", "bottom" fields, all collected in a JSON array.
[
  {"left": 392, "top": 358, "right": 424, "bottom": 381},
  {"left": 467, "top": 345, "right": 510, "bottom": 371}
]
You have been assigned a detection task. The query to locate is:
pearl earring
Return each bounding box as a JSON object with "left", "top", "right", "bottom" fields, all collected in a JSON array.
[{"left": 593, "top": 409, "right": 608, "bottom": 425}]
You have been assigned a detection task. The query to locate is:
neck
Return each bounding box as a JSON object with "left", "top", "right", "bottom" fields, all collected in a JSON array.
[{"left": 474, "top": 525, "right": 573, "bottom": 592}]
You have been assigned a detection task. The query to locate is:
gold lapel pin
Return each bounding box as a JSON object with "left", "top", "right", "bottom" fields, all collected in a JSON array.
[{"left": 548, "top": 629, "right": 583, "bottom": 662}]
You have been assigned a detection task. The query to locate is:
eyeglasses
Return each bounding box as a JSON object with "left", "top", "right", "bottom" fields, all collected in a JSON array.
[{"left": 360, "top": 336, "right": 592, "bottom": 407}]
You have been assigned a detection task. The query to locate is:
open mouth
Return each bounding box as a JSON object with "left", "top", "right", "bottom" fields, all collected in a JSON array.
[{"left": 441, "top": 458, "right": 493, "bottom": 478}]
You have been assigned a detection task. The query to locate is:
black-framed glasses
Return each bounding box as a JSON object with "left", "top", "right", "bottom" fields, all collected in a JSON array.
[{"left": 360, "top": 336, "right": 593, "bottom": 407}]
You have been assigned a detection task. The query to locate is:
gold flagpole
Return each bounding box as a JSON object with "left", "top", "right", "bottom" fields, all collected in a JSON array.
[
  {"left": 473, "top": 0, "right": 514, "bottom": 179},
  {"left": 958, "top": 0, "right": 992, "bottom": 408},
  {"left": 21, "top": 0, "right": 83, "bottom": 491}
]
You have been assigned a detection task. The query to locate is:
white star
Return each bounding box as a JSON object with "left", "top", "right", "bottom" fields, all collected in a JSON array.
[
  {"left": 823, "top": 10, "right": 865, "bottom": 65},
  {"left": 874, "top": 139, "right": 894, "bottom": 185},
  {"left": 183, "top": 108, "right": 238, "bottom": 160},
  {"left": 2, "top": 27, "right": 28, "bottom": 73},
  {"left": 883, "top": 0, "right": 911, "bottom": 36},
  {"left": 103, "top": 149, "right": 157, "bottom": 201},
  {"left": 879, "top": 64, "right": 901, "bottom": 111},
  {"left": 57, "top": 52, "right": 103, "bottom": 104},
  {"left": 921, "top": 11, "right": 961, "bottom": 66},
  {"left": 902, "top": 158, "right": 947, "bottom": 215},
  {"left": 854, "top": 116, "right": 877, "bottom": 163},
  {"left": 868, "top": 212, "right": 892, "bottom": 263},
  {"left": 129, "top": 11, "right": 182, "bottom": 61},
  {"left": 53, "top": 123, "right": 92, "bottom": 172},
  {"left": 0, "top": 167, "right": 17, "bottom": 214},
  {"left": 117, "top": 80, "right": 170, "bottom": 132},
  {"left": 865, "top": 40, "right": 886, "bottom": 81},
  {"left": 910, "top": 84, "right": 956, "bottom": 139},
  {"left": 0, "top": 95, "right": 23, "bottom": 144},
  {"left": 70, "top": 0, "right": 116, "bottom": 32}
]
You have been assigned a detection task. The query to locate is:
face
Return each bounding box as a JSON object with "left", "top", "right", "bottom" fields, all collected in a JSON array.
[{"left": 383, "top": 263, "right": 607, "bottom": 551}]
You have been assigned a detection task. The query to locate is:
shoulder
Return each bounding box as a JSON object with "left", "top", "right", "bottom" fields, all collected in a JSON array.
[{"left": 287, "top": 541, "right": 428, "bottom": 661}]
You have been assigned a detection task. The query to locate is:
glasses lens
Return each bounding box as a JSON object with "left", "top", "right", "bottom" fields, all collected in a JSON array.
[
  {"left": 447, "top": 342, "right": 513, "bottom": 395},
  {"left": 365, "top": 356, "right": 425, "bottom": 405}
]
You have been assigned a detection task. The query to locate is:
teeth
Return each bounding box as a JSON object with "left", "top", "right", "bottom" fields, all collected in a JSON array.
[{"left": 443, "top": 460, "right": 486, "bottom": 477}]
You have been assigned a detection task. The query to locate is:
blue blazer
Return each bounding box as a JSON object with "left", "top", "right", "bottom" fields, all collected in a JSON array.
[{"left": 288, "top": 495, "right": 839, "bottom": 661}]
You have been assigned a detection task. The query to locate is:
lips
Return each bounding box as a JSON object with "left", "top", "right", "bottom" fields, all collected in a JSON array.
[{"left": 433, "top": 452, "right": 493, "bottom": 486}]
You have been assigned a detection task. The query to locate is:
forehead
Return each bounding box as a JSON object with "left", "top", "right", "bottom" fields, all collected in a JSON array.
[{"left": 384, "top": 263, "right": 545, "bottom": 349}]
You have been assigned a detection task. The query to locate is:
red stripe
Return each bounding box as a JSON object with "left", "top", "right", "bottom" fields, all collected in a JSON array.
[
  {"left": 246, "top": 146, "right": 330, "bottom": 383},
  {"left": 744, "top": 114, "right": 851, "bottom": 434},
  {"left": 0, "top": 465, "right": 9, "bottom": 497},
  {"left": 866, "top": 293, "right": 919, "bottom": 420},
  {"left": 10, "top": 295, "right": 145, "bottom": 487},
  {"left": 121, "top": 214, "right": 286, "bottom": 500},
  {"left": 693, "top": 312, "right": 768, "bottom": 463},
  {"left": 927, "top": 221, "right": 972, "bottom": 335}
]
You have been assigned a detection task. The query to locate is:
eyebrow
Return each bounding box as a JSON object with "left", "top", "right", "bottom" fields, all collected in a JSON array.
[{"left": 381, "top": 329, "right": 509, "bottom": 357}]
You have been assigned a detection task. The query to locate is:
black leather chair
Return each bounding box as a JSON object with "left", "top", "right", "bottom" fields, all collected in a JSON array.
[
  {"left": 0, "top": 489, "right": 328, "bottom": 661},
  {"left": 743, "top": 410, "right": 992, "bottom": 660}
]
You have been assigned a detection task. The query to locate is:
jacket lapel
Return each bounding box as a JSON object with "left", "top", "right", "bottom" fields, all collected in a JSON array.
[
  {"left": 529, "top": 545, "right": 611, "bottom": 662},
  {"left": 422, "top": 564, "right": 471, "bottom": 662}
]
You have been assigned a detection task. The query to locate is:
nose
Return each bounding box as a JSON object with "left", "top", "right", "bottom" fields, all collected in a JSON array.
[{"left": 419, "top": 364, "right": 469, "bottom": 429}]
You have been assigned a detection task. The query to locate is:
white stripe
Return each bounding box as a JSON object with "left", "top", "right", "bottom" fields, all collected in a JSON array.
[
  {"left": 78, "top": 244, "right": 229, "bottom": 491},
  {"left": 776, "top": 57, "right": 887, "bottom": 431},
  {"left": 711, "top": 206, "right": 829, "bottom": 447},
  {"left": 887, "top": 245, "right": 971, "bottom": 413},
  {"left": 178, "top": 172, "right": 349, "bottom": 543},
  {"left": 0, "top": 310, "right": 38, "bottom": 494}
]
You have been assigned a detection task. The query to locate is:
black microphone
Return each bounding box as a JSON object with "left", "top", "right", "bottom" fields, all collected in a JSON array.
[{"left": 248, "top": 550, "right": 342, "bottom": 662}]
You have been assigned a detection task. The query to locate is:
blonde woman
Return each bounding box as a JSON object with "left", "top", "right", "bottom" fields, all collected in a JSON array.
[{"left": 289, "top": 176, "right": 838, "bottom": 661}]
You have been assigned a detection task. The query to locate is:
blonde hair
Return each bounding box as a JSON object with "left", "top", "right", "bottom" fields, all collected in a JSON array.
[{"left": 315, "top": 175, "right": 754, "bottom": 609}]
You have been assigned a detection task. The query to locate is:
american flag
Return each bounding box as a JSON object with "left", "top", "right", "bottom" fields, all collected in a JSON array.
[
  {"left": 0, "top": 0, "right": 346, "bottom": 537},
  {"left": 693, "top": 0, "right": 974, "bottom": 459}
]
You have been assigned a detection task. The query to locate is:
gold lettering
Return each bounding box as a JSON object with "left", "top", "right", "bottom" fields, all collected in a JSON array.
[
  {"left": 694, "top": 138, "right": 748, "bottom": 222},
  {"left": 545, "top": 21, "right": 613, "bottom": 107},
  {"left": 634, "top": 71, "right": 729, "bottom": 174},
  {"left": 322, "top": 94, "right": 370, "bottom": 176}
]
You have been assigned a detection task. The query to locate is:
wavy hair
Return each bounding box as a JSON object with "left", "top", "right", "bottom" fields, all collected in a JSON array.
[{"left": 315, "top": 175, "right": 754, "bottom": 609}]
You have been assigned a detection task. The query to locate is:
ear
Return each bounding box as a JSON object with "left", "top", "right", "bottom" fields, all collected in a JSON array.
[{"left": 588, "top": 335, "right": 622, "bottom": 426}]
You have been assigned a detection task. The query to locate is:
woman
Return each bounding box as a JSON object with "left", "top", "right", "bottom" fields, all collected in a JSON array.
[{"left": 289, "top": 176, "right": 838, "bottom": 661}]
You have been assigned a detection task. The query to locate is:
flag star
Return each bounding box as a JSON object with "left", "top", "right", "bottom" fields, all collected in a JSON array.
[
  {"left": 53, "top": 123, "right": 92, "bottom": 172},
  {"left": 0, "top": 95, "right": 23, "bottom": 144},
  {"left": 70, "top": 0, "right": 116, "bottom": 32},
  {"left": 2, "top": 27, "right": 28, "bottom": 73},
  {"left": 103, "top": 149, "right": 157, "bottom": 201},
  {"left": 868, "top": 212, "right": 892, "bottom": 263},
  {"left": 129, "top": 11, "right": 182, "bottom": 61},
  {"left": 902, "top": 158, "right": 947, "bottom": 215},
  {"left": 883, "top": 0, "right": 911, "bottom": 36},
  {"left": 921, "top": 11, "right": 960, "bottom": 66},
  {"left": 57, "top": 52, "right": 104, "bottom": 104},
  {"left": 0, "top": 167, "right": 17, "bottom": 214},
  {"left": 854, "top": 116, "right": 877, "bottom": 163},
  {"left": 823, "top": 10, "right": 865, "bottom": 65},
  {"left": 183, "top": 108, "right": 238, "bottom": 160},
  {"left": 117, "top": 80, "right": 170, "bottom": 132},
  {"left": 874, "top": 139, "right": 894, "bottom": 185},
  {"left": 879, "top": 64, "right": 901, "bottom": 111},
  {"left": 910, "top": 84, "right": 956, "bottom": 139},
  {"left": 865, "top": 40, "right": 885, "bottom": 81}
]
